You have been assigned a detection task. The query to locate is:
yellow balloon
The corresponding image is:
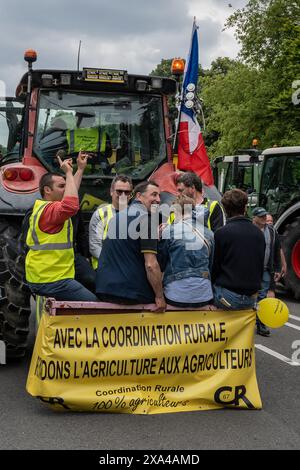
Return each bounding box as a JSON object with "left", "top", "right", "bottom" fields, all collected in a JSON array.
[{"left": 257, "top": 298, "right": 289, "bottom": 328}]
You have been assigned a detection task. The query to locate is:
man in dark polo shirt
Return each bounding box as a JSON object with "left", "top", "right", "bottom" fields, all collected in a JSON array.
[
  {"left": 96, "top": 181, "right": 166, "bottom": 312},
  {"left": 212, "top": 189, "right": 265, "bottom": 310}
]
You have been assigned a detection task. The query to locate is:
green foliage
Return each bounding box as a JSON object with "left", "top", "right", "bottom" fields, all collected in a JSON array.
[
  {"left": 150, "top": 59, "right": 173, "bottom": 78},
  {"left": 207, "top": 57, "right": 237, "bottom": 77},
  {"left": 206, "top": 0, "right": 300, "bottom": 155},
  {"left": 225, "top": 0, "right": 300, "bottom": 68},
  {"left": 152, "top": 1, "right": 300, "bottom": 157},
  {"left": 202, "top": 53, "right": 300, "bottom": 156}
]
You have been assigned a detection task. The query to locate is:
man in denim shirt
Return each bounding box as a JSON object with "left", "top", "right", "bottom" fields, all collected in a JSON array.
[{"left": 159, "top": 195, "right": 215, "bottom": 309}]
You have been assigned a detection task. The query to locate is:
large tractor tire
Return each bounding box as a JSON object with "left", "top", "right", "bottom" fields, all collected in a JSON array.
[
  {"left": 282, "top": 216, "right": 300, "bottom": 300},
  {"left": 0, "top": 219, "right": 31, "bottom": 358}
]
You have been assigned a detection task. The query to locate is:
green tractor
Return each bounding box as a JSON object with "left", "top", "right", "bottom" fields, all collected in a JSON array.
[
  {"left": 259, "top": 146, "right": 300, "bottom": 299},
  {"left": 0, "top": 49, "right": 178, "bottom": 358},
  {"left": 212, "top": 149, "right": 263, "bottom": 214},
  {"left": 213, "top": 146, "right": 300, "bottom": 299}
]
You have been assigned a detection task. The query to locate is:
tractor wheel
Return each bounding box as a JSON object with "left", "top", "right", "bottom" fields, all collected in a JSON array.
[
  {"left": 0, "top": 219, "right": 31, "bottom": 359},
  {"left": 282, "top": 216, "right": 300, "bottom": 300}
]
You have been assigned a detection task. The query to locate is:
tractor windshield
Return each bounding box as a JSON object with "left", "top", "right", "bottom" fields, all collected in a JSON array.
[
  {"left": 0, "top": 98, "right": 24, "bottom": 164},
  {"left": 224, "top": 162, "right": 255, "bottom": 193},
  {"left": 34, "top": 90, "right": 167, "bottom": 179},
  {"left": 260, "top": 154, "right": 300, "bottom": 215}
]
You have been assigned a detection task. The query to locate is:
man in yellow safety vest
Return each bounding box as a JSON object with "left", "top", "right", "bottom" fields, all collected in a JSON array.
[
  {"left": 176, "top": 172, "right": 226, "bottom": 232},
  {"left": 25, "top": 152, "right": 98, "bottom": 301},
  {"left": 89, "top": 175, "right": 133, "bottom": 269}
]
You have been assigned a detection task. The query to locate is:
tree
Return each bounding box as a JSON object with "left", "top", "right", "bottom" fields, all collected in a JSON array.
[
  {"left": 152, "top": 2, "right": 300, "bottom": 158},
  {"left": 201, "top": 0, "right": 300, "bottom": 155},
  {"left": 150, "top": 59, "right": 173, "bottom": 78},
  {"left": 207, "top": 57, "right": 237, "bottom": 77},
  {"left": 202, "top": 61, "right": 269, "bottom": 155},
  {"left": 225, "top": 0, "right": 300, "bottom": 68}
]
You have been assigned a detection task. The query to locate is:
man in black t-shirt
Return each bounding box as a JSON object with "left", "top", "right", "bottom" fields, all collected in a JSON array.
[
  {"left": 96, "top": 181, "right": 166, "bottom": 312},
  {"left": 212, "top": 189, "right": 265, "bottom": 310}
]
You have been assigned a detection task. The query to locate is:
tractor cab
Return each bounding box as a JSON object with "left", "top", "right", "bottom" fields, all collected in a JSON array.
[
  {"left": 213, "top": 149, "right": 263, "bottom": 195},
  {"left": 259, "top": 147, "right": 300, "bottom": 221},
  {"left": 0, "top": 50, "right": 176, "bottom": 215}
]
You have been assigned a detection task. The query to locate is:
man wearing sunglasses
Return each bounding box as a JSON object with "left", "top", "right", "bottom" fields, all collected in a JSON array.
[
  {"left": 89, "top": 175, "right": 133, "bottom": 269},
  {"left": 96, "top": 181, "right": 166, "bottom": 312}
]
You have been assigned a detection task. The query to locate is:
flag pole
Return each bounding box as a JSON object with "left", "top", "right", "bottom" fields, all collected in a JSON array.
[
  {"left": 173, "top": 18, "right": 198, "bottom": 151},
  {"left": 176, "top": 17, "right": 214, "bottom": 185}
]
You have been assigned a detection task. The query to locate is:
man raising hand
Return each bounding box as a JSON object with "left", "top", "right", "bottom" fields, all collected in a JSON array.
[{"left": 25, "top": 152, "right": 98, "bottom": 301}]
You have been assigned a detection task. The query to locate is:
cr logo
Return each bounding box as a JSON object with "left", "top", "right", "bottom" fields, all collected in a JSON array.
[
  {"left": 214, "top": 385, "right": 255, "bottom": 409},
  {"left": 37, "top": 396, "right": 71, "bottom": 410}
]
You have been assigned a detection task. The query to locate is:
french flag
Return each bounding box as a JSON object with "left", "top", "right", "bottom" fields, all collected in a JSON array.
[{"left": 177, "top": 19, "right": 214, "bottom": 186}]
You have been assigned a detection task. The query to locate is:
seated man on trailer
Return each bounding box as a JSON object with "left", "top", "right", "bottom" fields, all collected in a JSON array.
[
  {"left": 212, "top": 189, "right": 265, "bottom": 310},
  {"left": 96, "top": 181, "right": 166, "bottom": 312},
  {"left": 25, "top": 152, "right": 98, "bottom": 302}
]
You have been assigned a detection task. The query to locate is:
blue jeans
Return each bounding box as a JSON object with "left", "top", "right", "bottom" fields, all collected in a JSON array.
[
  {"left": 165, "top": 297, "right": 213, "bottom": 308},
  {"left": 257, "top": 270, "right": 271, "bottom": 301},
  {"left": 28, "top": 278, "right": 98, "bottom": 302},
  {"left": 213, "top": 285, "right": 256, "bottom": 310}
]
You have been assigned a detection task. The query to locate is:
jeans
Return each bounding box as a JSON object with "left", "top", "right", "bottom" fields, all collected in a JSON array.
[
  {"left": 257, "top": 270, "right": 271, "bottom": 301},
  {"left": 256, "top": 270, "right": 272, "bottom": 330},
  {"left": 213, "top": 285, "right": 256, "bottom": 310},
  {"left": 75, "top": 253, "right": 96, "bottom": 293},
  {"left": 28, "top": 278, "right": 98, "bottom": 302},
  {"left": 165, "top": 298, "right": 213, "bottom": 308}
]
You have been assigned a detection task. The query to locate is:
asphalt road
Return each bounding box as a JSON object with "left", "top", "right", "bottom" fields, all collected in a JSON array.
[{"left": 0, "top": 293, "right": 299, "bottom": 451}]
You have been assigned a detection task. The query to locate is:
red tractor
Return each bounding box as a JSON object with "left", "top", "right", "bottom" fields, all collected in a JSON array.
[{"left": 0, "top": 50, "right": 179, "bottom": 358}]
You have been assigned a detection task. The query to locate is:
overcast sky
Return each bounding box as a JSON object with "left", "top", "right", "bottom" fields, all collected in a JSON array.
[{"left": 0, "top": 0, "right": 248, "bottom": 96}]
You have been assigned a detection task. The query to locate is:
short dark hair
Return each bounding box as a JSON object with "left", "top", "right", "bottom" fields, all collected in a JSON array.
[
  {"left": 221, "top": 189, "right": 248, "bottom": 218},
  {"left": 177, "top": 172, "right": 202, "bottom": 192},
  {"left": 132, "top": 180, "right": 159, "bottom": 198},
  {"left": 39, "top": 172, "right": 64, "bottom": 197},
  {"left": 111, "top": 175, "right": 133, "bottom": 191}
]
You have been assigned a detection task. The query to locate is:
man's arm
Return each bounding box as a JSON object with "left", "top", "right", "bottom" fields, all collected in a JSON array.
[
  {"left": 273, "top": 229, "right": 283, "bottom": 282},
  {"left": 140, "top": 213, "right": 166, "bottom": 312},
  {"left": 39, "top": 157, "right": 79, "bottom": 232},
  {"left": 73, "top": 152, "right": 90, "bottom": 190},
  {"left": 89, "top": 209, "right": 105, "bottom": 259},
  {"left": 143, "top": 253, "right": 166, "bottom": 312},
  {"left": 58, "top": 156, "right": 79, "bottom": 198},
  {"left": 280, "top": 248, "right": 287, "bottom": 278}
]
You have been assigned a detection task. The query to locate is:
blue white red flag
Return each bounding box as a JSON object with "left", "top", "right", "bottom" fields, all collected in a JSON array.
[{"left": 177, "top": 19, "right": 214, "bottom": 186}]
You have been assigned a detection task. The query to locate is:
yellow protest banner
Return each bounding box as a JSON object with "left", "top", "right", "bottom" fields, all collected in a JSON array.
[{"left": 26, "top": 309, "right": 262, "bottom": 413}]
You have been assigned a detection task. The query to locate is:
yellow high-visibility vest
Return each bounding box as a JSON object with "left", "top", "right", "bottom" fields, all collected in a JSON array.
[
  {"left": 167, "top": 199, "right": 222, "bottom": 229},
  {"left": 66, "top": 128, "right": 107, "bottom": 153},
  {"left": 167, "top": 211, "right": 175, "bottom": 225},
  {"left": 91, "top": 204, "right": 114, "bottom": 270},
  {"left": 25, "top": 199, "right": 74, "bottom": 283},
  {"left": 205, "top": 200, "right": 218, "bottom": 230}
]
